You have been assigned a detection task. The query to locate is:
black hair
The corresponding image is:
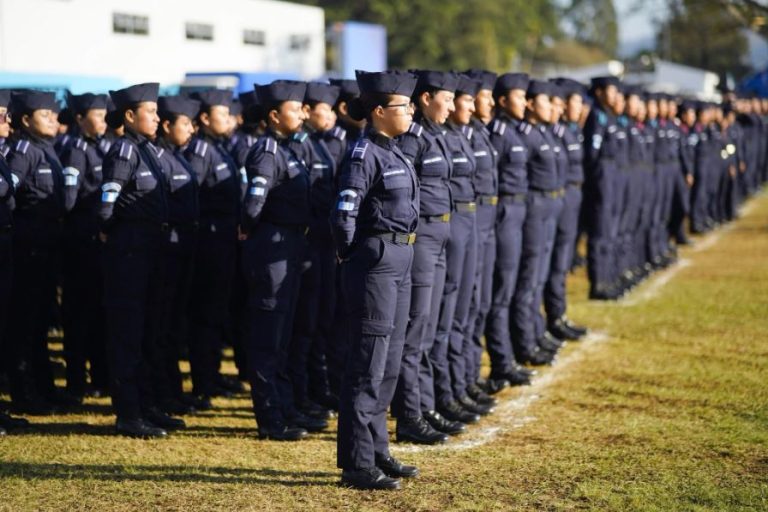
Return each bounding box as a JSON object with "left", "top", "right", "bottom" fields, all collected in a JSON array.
[
  {"left": 158, "top": 111, "right": 183, "bottom": 126},
  {"left": 347, "top": 92, "right": 395, "bottom": 122},
  {"left": 195, "top": 104, "right": 213, "bottom": 124},
  {"left": 261, "top": 100, "right": 284, "bottom": 123},
  {"left": 412, "top": 87, "right": 441, "bottom": 108}
]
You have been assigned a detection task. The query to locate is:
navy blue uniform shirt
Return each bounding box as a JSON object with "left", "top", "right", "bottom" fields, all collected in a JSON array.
[
  {"left": 99, "top": 128, "right": 168, "bottom": 228},
  {"left": 242, "top": 129, "right": 310, "bottom": 232},
  {"left": 466, "top": 117, "right": 498, "bottom": 196},
  {"left": 488, "top": 112, "right": 528, "bottom": 195},
  {"left": 332, "top": 129, "right": 419, "bottom": 257},
  {"left": 397, "top": 114, "right": 452, "bottom": 216}
]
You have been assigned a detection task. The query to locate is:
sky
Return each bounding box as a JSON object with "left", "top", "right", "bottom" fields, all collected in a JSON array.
[{"left": 613, "top": 0, "right": 669, "bottom": 56}]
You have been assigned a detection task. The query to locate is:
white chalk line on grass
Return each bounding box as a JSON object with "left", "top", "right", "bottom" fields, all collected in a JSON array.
[
  {"left": 391, "top": 332, "right": 611, "bottom": 454},
  {"left": 618, "top": 258, "right": 692, "bottom": 307},
  {"left": 392, "top": 195, "right": 765, "bottom": 454}
]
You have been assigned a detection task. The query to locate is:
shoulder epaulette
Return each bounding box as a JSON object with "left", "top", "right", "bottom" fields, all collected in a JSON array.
[
  {"left": 263, "top": 137, "right": 278, "bottom": 155},
  {"left": 193, "top": 139, "right": 209, "bottom": 158},
  {"left": 117, "top": 141, "right": 134, "bottom": 161},
  {"left": 74, "top": 137, "right": 88, "bottom": 151},
  {"left": 14, "top": 139, "right": 30, "bottom": 155},
  {"left": 461, "top": 125, "right": 474, "bottom": 140},
  {"left": 293, "top": 131, "right": 309, "bottom": 144},
  {"left": 408, "top": 122, "right": 423, "bottom": 137},
  {"left": 331, "top": 126, "right": 347, "bottom": 141},
  {"left": 0, "top": 145, "right": 8, "bottom": 159},
  {"left": 491, "top": 119, "right": 506, "bottom": 136},
  {"left": 350, "top": 140, "right": 369, "bottom": 161}
]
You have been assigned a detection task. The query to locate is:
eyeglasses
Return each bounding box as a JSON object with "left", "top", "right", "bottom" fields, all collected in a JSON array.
[{"left": 382, "top": 103, "right": 413, "bottom": 114}]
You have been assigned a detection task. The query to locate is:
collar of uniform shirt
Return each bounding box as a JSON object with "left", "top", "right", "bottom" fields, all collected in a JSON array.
[
  {"left": 368, "top": 128, "right": 397, "bottom": 150},
  {"left": 124, "top": 126, "right": 150, "bottom": 144}
]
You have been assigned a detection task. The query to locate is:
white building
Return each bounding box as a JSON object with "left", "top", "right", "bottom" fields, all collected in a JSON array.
[{"left": 0, "top": 0, "right": 325, "bottom": 89}]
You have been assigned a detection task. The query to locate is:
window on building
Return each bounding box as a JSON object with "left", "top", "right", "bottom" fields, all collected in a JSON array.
[
  {"left": 186, "top": 23, "right": 214, "bottom": 41},
  {"left": 243, "top": 29, "right": 266, "bottom": 46},
  {"left": 289, "top": 35, "right": 311, "bottom": 51},
  {"left": 113, "top": 13, "right": 149, "bottom": 35}
]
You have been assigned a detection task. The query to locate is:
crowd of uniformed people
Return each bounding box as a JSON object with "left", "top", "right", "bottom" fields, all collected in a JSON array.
[{"left": 0, "top": 68, "right": 765, "bottom": 489}]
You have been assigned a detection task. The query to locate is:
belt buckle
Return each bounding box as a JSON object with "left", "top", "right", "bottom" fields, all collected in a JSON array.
[
  {"left": 490, "top": 196, "right": 498, "bottom": 206},
  {"left": 441, "top": 213, "right": 451, "bottom": 222},
  {"left": 304, "top": 226, "right": 310, "bottom": 235},
  {"left": 407, "top": 232, "right": 417, "bottom": 245},
  {"left": 468, "top": 202, "right": 477, "bottom": 212}
]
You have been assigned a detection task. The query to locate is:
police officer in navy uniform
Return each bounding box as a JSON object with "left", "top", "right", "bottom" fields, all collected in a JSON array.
[
  {"left": 100, "top": 82, "right": 181, "bottom": 438},
  {"left": 395, "top": 70, "right": 473, "bottom": 445},
  {"left": 510, "top": 80, "right": 563, "bottom": 365},
  {"left": 460, "top": 70, "right": 503, "bottom": 402},
  {"left": 435, "top": 73, "right": 493, "bottom": 419},
  {"left": 485, "top": 73, "right": 539, "bottom": 380},
  {"left": 286, "top": 82, "right": 341, "bottom": 416},
  {"left": 6, "top": 90, "right": 78, "bottom": 414},
  {"left": 0, "top": 89, "right": 30, "bottom": 434},
  {"left": 155, "top": 95, "right": 201, "bottom": 415},
  {"left": 583, "top": 76, "right": 622, "bottom": 300},
  {"left": 241, "top": 80, "right": 316, "bottom": 441},
  {"left": 184, "top": 90, "right": 244, "bottom": 404},
  {"left": 333, "top": 69, "right": 420, "bottom": 490},
  {"left": 59, "top": 92, "right": 112, "bottom": 401},
  {"left": 545, "top": 78, "right": 588, "bottom": 341}
]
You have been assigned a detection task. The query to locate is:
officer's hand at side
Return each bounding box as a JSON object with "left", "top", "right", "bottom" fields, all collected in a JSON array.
[
  {"left": 686, "top": 174, "right": 694, "bottom": 187},
  {"left": 98, "top": 232, "right": 108, "bottom": 243},
  {"left": 237, "top": 225, "right": 248, "bottom": 241}
]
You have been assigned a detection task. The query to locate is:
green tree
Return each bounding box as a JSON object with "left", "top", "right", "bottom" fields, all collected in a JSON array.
[
  {"left": 298, "top": 0, "right": 561, "bottom": 71},
  {"left": 562, "top": 0, "right": 619, "bottom": 57},
  {"left": 657, "top": 0, "right": 750, "bottom": 78}
]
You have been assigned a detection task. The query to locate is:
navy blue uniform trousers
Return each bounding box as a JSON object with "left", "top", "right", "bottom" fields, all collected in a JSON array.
[{"left": 337, "top": 236, "right": 413, "bottom": 470}]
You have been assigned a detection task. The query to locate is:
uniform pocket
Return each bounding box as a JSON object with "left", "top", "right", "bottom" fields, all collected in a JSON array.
[
  {"left": 359, "top": 318, "right": 394, "bottom": 383},
  {"left": 420, "top": 153, "right": 447, "bottom": 178},
  {"left": 134, "top": 170, "right": 158, "bottom": 192},
  {"left": 213, "top": 162, "right": 232, "bottom": 182},
  {"left": 34, "top": 167, "right": 54, "bottom": 194}
]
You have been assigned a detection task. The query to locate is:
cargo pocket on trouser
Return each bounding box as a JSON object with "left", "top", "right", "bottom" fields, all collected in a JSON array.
[{"left": 348, "top": 318, "right": 394, "bottom": 406}]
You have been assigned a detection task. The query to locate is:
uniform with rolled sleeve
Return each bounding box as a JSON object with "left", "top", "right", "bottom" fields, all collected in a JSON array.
[{"left": 333, "top": 129, "right": 418, "bottom": 471}]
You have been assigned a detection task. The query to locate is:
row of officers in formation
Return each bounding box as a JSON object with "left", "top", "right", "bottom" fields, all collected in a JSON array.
[{"left": 0, "top": 69, "right": 765, "bottom": 490}]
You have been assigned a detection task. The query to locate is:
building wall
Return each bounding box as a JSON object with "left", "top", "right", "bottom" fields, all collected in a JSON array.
[{"left": 0, "top": 0, "right": 325, "bottom": 86}]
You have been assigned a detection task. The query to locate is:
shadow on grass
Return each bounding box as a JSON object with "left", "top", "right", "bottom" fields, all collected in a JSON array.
[{"left": 0, "top": 462, "right": 338, "bottom": 487}]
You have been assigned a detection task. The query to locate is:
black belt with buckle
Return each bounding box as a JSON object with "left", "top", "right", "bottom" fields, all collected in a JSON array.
[
  {"left": 372, "top": 232, "right": 417, "bottom": 245},
  {"left": 477, "top": 195, "right": 499, "bottom": 206},
  {"left": 421, "top": 213, "right": 451, "bottom": 223},
  {"left": 499, "top": 193, "right": 527, "bottom": 204},
  {"left": 454, "top": 201, "right": 477, "bottom": 213}
]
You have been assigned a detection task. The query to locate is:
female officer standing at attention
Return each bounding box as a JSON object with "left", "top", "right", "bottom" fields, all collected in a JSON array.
[
  {"left": 395, "top": 71, "right": 476, "bottom": 447},
  {"left": 241, "top": 80, "right": 313, "bottom": 442},
  {"left": 332, "top": 70, "right": 420, "bottom": 490},
  {"left": 6, "top": 90, "right": 77, "bottom": 413},
  {"left": 99, "top": 83, "right": 179, "bottom": 438},
  {"left": 184, "top": 90, "right": 243, "bottom": 403}
]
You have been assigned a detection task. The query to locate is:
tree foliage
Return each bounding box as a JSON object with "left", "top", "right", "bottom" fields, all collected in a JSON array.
[
  {"left": 298, "top": 0, "right": 561, "bottom": 71},
  {"left": 656, "top": 0, "right": 751, "bottom": 78},
  {"left": 562, "top": 0, "right": 619, "bottom": 57}
]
